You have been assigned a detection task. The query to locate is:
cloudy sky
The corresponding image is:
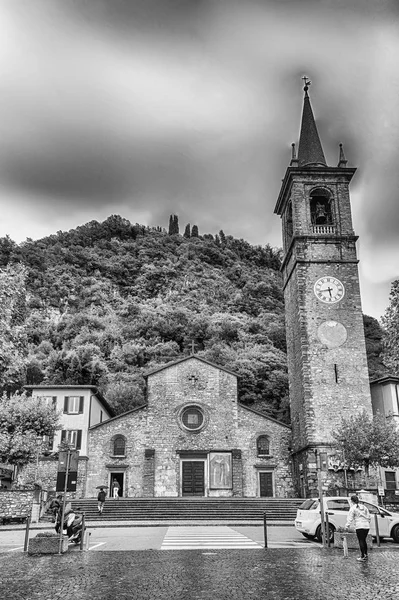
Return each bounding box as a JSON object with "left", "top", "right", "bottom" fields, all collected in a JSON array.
[{"left": 0, "top": 0, "right": 398, "bottom": 320}]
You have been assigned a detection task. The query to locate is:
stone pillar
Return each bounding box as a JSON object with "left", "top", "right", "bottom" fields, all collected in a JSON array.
[
  {"left": 143, "top": 449, "right": 155, "bottom": 497},
  {"left": 232, "top": 449, "right": 243, "bottom": 497}
]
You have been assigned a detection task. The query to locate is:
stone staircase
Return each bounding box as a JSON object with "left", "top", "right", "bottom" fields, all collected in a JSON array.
[{"left": 68, "top": 497, "right": 304, "bottom": 523}]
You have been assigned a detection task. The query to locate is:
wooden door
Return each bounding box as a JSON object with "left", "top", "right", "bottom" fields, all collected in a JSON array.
[
  {"left": 182, "top": 461, "right": 205, "bottom": 496},
  {"left": 259, "top": 472, "right": 273, "bottom": 497}
]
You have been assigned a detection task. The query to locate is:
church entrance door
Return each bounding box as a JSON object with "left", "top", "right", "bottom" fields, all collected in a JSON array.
[
  {"left": 259, "top": 472, "right": 273, "bottom": 497},
  {"left": 182, "top": 461, "right": 205, "bottom": 496}
]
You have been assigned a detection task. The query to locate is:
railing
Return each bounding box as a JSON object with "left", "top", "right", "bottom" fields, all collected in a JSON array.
[{"left": 312, "top": 225, "right": 336, "bottom": 235}]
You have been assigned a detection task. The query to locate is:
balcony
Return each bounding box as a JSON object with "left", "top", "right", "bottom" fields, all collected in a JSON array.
[{"left": 312, "top": 225, "right": 336, "bottom": 235}]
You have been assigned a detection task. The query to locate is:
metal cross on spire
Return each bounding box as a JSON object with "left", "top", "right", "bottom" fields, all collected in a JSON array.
[{"left": 302, "top": 75, "right": 311, "bottom": 94}]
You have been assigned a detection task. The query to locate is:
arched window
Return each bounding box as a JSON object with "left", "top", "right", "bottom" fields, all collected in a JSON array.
[
  {"left": 113, "top": 436, "right": 126, "bottom": 456},
  {"left": 310, "top": 189, "right": 334, "bottom": 226},
  {"left": 257, "top": 435, "right": 270, "bottom": 456}
]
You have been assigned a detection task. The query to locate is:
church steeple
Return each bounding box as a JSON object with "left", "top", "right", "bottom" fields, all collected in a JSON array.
[{"left": 297, "top": 77, "right": 327, "bottom": 167}]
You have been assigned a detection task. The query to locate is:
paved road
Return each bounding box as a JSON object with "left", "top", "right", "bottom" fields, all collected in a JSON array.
[
  {"left": 0, "top": 525, "right": 317, "bottom": 552},
  {"left": 1, "top": 547, "right": 399, "bottom": 600}
]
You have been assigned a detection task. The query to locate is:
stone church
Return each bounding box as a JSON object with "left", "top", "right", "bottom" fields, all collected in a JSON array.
[{"left": 18, "top": 81, "right": 389, "bottom": 501}]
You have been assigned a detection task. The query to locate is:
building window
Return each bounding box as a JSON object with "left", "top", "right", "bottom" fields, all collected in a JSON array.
[
  {"left": 63, "top": 396, "right": 84, "bottom": 415},
  {"left": 257, "top": 436, "right": 270, "bottom": 456},
  {"left": 385, "top": 471, "right": 396, "bottom": 490},
  {"left": 40, "top": 396, "right": 57, "bottom": 409},
  {"left": 180, "top": 406, "right": 204, "bottom": 431},
  {"left": 61, "top": 429, "right": 82, "bottom": 450},
  {"left": 113, "top": 436, "right": 126, "bottom": 456}
]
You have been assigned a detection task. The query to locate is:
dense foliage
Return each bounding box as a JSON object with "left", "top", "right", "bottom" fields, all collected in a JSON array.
[
  {"left": 0, "top": 215, "right": 387, "bottom": 424},
  {"left": 0, "top": 393, "right": 60, "bottom": 468},
  {"left": 382, "top": 279, "right": 399, "bottom": 375},
  {"left": 0, "top": 216, "right": 289, "bottom": 421},
  {"left": 333, "top": 410, "right": 399, "bottom": 472}
]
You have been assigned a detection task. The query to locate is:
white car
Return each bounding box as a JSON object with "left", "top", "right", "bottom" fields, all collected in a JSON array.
[{"left": 295, "top": 496, "right": 399, "bottom": 543}]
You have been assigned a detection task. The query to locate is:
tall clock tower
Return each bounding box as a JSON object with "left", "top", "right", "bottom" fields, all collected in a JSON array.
[{"left": 274, "top": 80, "right": 372, "bottom": 497}]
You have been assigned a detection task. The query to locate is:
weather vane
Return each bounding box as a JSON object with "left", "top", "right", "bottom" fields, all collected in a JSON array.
[{"left": 302, "top": 75, "right": 311, "bottom": 92}]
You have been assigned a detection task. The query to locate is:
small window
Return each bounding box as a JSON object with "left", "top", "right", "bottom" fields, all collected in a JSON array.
[
  {"left": 181, "top": 406, "right": 204, "bottom": 431},
  {"left": 61, "top": 429, "right": 82, "bottom": 450},
  {"left": 63, "top": 396, "right": 84, "bottom": 414},
  {"left": 385, "top": 471, "right": 396, "bottom": 490},
  {"left": 113, "top": 437, "right": 126, "bottom": 456},
  {"left": 257, "top": 436, "right": 270, "bottom": 456}
]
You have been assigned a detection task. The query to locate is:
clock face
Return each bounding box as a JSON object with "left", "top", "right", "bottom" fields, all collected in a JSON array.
[{"left": 314, "top": 276, "right": 345, "bottom": 304}]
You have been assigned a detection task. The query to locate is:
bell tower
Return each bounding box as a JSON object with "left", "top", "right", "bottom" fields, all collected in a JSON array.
[{"left": 274, "top": 79, "right": 372, "bottom": 497}]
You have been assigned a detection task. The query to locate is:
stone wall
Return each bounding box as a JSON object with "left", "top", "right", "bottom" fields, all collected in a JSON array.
[
  {"left": 86, "top": 357, "right": 294, "bottom": 498},
  {"left": 0, "top": 489, "right": 35, "bottom": 522},
  {"left": 18, "top": 456, "right": 88, "bottom": 499},
  {"left": 237, "top": 405, "right": 295, "bottom": 498}
]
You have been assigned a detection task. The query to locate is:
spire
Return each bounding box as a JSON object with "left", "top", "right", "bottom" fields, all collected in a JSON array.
[{"left": 297, "top": 77, "right": 327, "bottom": 168}]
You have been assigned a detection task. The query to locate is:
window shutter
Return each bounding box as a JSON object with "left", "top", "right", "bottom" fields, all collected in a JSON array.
[
  {"left": 61, "top": 430, "right": 66, "bottom": 442},
  {"left": 79, "top": 397, "right": 84, "bottom": 413},
  {"left": 76, "top": 430, "right": 82, "bottom": 450},
  {"left": 63, "top": 397, "right": 69, "bottom": 413},
  {"left": 52, "top": 397, "right": 57, "bottom": 409}
]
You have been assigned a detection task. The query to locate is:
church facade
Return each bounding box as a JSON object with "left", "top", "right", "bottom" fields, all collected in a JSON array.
[{"left": 85, "top": 356, "right": 294, "bottom": 498}]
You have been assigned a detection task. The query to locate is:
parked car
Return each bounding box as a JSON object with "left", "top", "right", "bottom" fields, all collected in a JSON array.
[{"left": 295, "top": 496, "right": 399, "bottom": 543}]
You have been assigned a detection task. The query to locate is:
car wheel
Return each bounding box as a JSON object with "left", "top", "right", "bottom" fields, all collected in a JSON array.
[
  {"left": 315, "top": 524, "right": 335, "bottom": 543},
  {"left": 301, "top": 533, "right": 315, "bottom": 540},
  {"left": 391, "top": 524, "right": 399, "bottom": 543}
]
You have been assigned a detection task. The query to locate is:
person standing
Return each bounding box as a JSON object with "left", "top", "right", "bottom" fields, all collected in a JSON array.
[
  {"left": 97, "top": 487, "right": 106, "bottom": 515},
  {"left": 344, "top": 494, "right": 371, "bottom": 561},
  {"left": 112, "top": 479, "right": 120, "bottom": 499}
]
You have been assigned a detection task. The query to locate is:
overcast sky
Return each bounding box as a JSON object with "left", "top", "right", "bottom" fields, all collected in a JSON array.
[{"left": 0, "top": 0, "right": 398, "bottom": 320}]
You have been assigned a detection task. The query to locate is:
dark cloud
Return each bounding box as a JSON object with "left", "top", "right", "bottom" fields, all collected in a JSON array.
[{"left": 0, "top": 0, "right": 398, "bottom": 318}]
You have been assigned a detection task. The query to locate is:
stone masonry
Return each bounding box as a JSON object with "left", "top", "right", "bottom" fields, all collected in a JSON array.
[{"left": 85, "top": 356, "right": 294, "bottom": 498}]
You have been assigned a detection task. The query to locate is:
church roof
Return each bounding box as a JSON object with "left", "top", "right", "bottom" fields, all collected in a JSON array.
[
  {"left": 297, "top": 82, "right": 327, "bottom": 167},
  {"left": 144, "top": 355, "right": 239, "bottom": 378},
  {"left": 239, "top": 403, "right": 291, "bottom": 429}
]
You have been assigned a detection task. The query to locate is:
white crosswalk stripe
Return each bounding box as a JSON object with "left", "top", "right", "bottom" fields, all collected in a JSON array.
[{"left": 161, "top": 526, "right": 263, "bottom": 550}]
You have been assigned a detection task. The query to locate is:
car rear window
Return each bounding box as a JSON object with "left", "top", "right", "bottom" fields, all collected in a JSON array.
[{"left": 299, "top": 499, "right": 319, "bottom": 510}]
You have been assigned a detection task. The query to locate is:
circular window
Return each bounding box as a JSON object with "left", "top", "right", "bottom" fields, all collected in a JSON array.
[{"left": 181, "top": 406, "right": 204, "bottom": 431}]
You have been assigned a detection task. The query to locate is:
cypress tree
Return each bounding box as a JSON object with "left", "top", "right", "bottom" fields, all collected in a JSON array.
[
  {"left": 173, "top": 215, "right": 179, "bottom": 235},
  {"left": 191, "top": 225, "right": 199, "bottom": 237},
  {"left": 184, "top": 224, "right": 191, "bottom": 238},
  {"left": 168, "top": 215, "right": 174, "bottom": 235}
]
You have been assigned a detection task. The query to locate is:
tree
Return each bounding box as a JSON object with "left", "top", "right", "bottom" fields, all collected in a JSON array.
[
  {"left": 183, "top": 224, "right": 191, "bottom": 238},
  {"left": 382, "top": 279, "right": 399, "bottom": 374},
  {"left": 363, "top": 315, "right": 387, "bottom": 379},
  {"left": 333, "top": 410, "right": 399, "bottom": 474},
  {"left": 0, "top": 392, "right": 60, "bottom": 470},
  {"left": 191, "top": 225, "right": 199, "bottom": 237}
]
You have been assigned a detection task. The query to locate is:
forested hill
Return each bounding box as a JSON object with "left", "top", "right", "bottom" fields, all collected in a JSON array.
[{"left": 0, "top": 215, "right": 386, "bottom": 424}]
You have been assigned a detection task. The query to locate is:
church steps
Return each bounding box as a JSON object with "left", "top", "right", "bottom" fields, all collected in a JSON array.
[{"left": 68, "top": 498, "right": 304, "bottom": 522}]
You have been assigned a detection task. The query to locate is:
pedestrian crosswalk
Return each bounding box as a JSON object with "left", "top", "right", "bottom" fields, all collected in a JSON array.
[{"left": 161, "top": 526, "right": 263, "bottom": 550}]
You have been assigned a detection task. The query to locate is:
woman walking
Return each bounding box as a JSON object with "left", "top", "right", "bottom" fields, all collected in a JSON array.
[{"left": 344, "top": 494, "right": 371, "bottom": 561}]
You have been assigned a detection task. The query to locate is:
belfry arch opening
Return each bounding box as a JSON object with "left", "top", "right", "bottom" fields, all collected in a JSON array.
[{"left": 310, "top": 189, "right": 334, "bottom": 226}]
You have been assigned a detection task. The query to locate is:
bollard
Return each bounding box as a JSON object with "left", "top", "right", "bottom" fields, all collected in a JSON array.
[
  {"left": 80, "top": 513, "right": 85, "bottom": 551},
  {"left": 85, "top": 531, "right": 91, "bottom": 552},
  {"left": 374, "top": 513, "right": 380, "bottom": 547},
  {"left": 24, "top": 516, "right": 31, "bottom": 552},
  {"left": 342, "top": 535, "right": 349, "bottom": 558},
  {"left": 325, "top": 513, "right": 331, "bottom": 548},
  {"left": 263, "top": 512, "right": 268, "bottom": 549}
]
